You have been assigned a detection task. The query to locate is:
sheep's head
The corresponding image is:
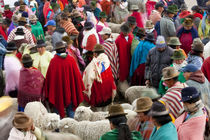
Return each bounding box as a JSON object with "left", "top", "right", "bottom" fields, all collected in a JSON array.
[
  {"left": 74, "top": 106, "right": 92, "bottom": 121},
  {"left": 59, "top": 118, "right": 77, "bottom": 133},
  {"left": 42, "top": 113, "right": 60, "bottom": 131}
]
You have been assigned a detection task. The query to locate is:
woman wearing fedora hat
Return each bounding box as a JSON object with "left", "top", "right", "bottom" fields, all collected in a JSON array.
[
  {"left": 100, "top": 104, "right": 142, "bottom": 140},
  {"left": 175, "top": 87, "right": 210, "bottom": 140},
  {"left": 149, "top": 101, "right": 178, "bottom": 140}
]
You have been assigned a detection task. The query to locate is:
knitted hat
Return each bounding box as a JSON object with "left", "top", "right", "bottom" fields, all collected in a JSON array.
[
  {"left": 22, "top": 54, "right": 33, "bottom": 64},
  {"left": 18, "top": 17, "right": 27, "bottom": 23},
  {"left": 168, "top": 37, "right": 181, "bottom": 46},
  {"left": 145, "top": 33, "right": 155, "bottom": 42},
  {"left": 93, "top": 44, "right": 104, "bottom": 52},
  {"left": 13, "top": 112, "right": 33, "bottom": 129},
  {"left": 127, "top": 16, "right": 136, "bottom": 25},
  {"left": 36, "top": 40, "right": 46, "bottom": 48},
  {"left": 171, "top": 49, "right": 185, "bottom": 60},
  {"left": 183, "top": 18, "right": 193, "bottom": 27},
  {"left": 106, "top": 104, "right": 127, "bottom": 118},
  {"left": 145, "top": 20, "right": 154, "bottom": 29},
  {"left": 7, "top": 41, "right": 17, "bottom": 52},
  {"left": 148, "top": 101, "right": 169, "bottom": 116},
  {"left": 156, "top": 36, "right": 167, "bottom": 48},
  {"left": 135, "top": 97, "right": 153, "bottom": 113},
  {"left": 131, "top": 5, "right": 139, "bottom": 11},
  {"left": 180, "top": 64, "right": 198, "bottom": 72},
  {"left": 99, "top": 12, "right": 107, "bottom": 18},
  {"left": 29, "top": 14, "right": 38, "bottom": 21},
  {"left": 162, "top": 66, "right": 180, "bottom": 81},
  {"left": 55, "top": 41, "right": 66, "bottom": 50},
  {"left": 99, "top": 27, "right": 112, "bottom": 35},
  {"left": 84, "top": 21, "right": 94, "bottom": 30},
  {"left": 62, "top": 36, "right": 73, "bottom": 45},
  {"left": 181, "top": 87, "right": 200, "bottom": 102},
  {"left": 120, "top": 23, "right": 131, "bottom": 33},
  {"left": 191, "top": 40, "right": 204, "bottom": 52}
]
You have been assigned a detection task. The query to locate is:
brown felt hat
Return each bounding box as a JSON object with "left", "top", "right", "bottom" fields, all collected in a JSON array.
[
  {"left": 18, "top": 17, "right": 27, "bottom": 23},
  {"left": 162, "top": 67, "right": 180, "bottom": 81},
  {"left": 183, "top": 18, "right": 193, "bottom": 27},
  {"left": 62, "top": 36, "right": 73, "bottom": 45},
  {"left": 13, "top": 112, "right": 33, "bottom": 129},
  {"left": 135, "top": 97, "right": 153, "bottom": 113},
  {"left": 93, "top": 44, "right": 104, "bottom": 52},
  {"left": 106, "top": 104, "right": 127, "bottom": 118},
  {"left": 191, "top": 39, "right": 204, "bottom": 52}
]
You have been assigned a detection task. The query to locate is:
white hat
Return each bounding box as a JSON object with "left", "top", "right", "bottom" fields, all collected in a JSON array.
[
  {"left": 131, "top": 5, "right": 139, "bottom": 11},
  {"left": 99, "top": 27, "right": 112, "bottom": 35}
]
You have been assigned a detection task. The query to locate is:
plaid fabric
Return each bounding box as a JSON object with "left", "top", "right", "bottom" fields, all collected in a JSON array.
[
  {"left": 7, "top": 26, "right": 35, "bottom": 45},
  {"left": 61, "top": 20, "right": 79, "bottom": 36},
  {"left": 138, "top": 120, "right": 154, "bottom": 140}
]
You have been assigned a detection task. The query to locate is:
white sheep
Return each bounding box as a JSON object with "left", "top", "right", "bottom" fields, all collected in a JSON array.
[
  {"left": 74, "top": 106, "right": 108, "bottom": 121},
  {"left": 124, "top": 109, "right": 137, "bottom": 121},
  {"left": 112, "top": 33, "right": 120, "bottom": 41},
  {"left": 44, "top": 131, "right": 81, "bottom": 140},
  {"left": 107, "top": 22, "right": 124, "bottom": 33},
  {"left": 41, "top": 113, "right": 60, "bottom": 131},
  {"left": 59, "top": 118, "right": 111, "bottom": 140},
  {"left": 24, "top": 102, "right": 48, "bottom": 128},
  {"left": 121, "top": 103, "right": 133, "bottom": 110},
  {"left": 125, "top": 86, "right": 147, "bottom": 103}
]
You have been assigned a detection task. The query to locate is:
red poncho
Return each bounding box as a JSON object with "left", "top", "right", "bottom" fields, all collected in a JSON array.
[
  {"left": 202, "top": 57, "right": 210, "bottom": 82},
  {"left": 115, "top": 33, "right": 133, "bottom": 81},
  {"left": 45, "top": 55, "right": 84, "bottom": 118},
  {"left": 131, "top": 12, "right": 144, "bottom": 28}
]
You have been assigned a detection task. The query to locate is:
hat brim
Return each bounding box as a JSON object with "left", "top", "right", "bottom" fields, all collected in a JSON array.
[
  {"left": 148, "top": 110, "right": 169, "bottom": 116},
  {"left": 183, "top": 23, "right": 193, "bottom": 27},
  {"left": 171, "top": 55, "right": 185, "bottom": 60},
  {"left": 162, "top": 72, "right": 180, "bottom": 81},
  {"left": 106, "top": 113, "right": 127, "bottom": 119},
  {"left": 135, "top": 107, "right": 151, "bottom": 113},
  {"left": 36, "top": 43, "right": 46, "bottom": 48},
  {"left": 12, "top": 117, "right": 33, "bottom": 129}
]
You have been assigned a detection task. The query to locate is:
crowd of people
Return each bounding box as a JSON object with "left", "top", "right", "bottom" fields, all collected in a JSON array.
[{"left": 0, "top": 0, "right": 210, "bottom": 139}]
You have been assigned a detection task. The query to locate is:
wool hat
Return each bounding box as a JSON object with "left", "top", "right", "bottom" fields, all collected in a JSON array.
[
  {"left": 191, "top": 40, "right": 204, "bottom": 52},
  {"left": 136, "top": 28, "right": 146, "bottom": 38},
  {"left": 166, "top": 5, "right": 178, "bottom": 14},
  {"left": 145, "top": 33, "right": 155, "bottom": 42},
  {"left": 162, "top": 66, "right": 180, "bottom": 81},
  {"left": 181, "top": 87, "right": 200, "bottom": 102},
  {"left": 7, "top": 41, "right": 17, "bottom": 52},
  {"left": 93, "top": 44, "right": 104, "bottom": 52},
  {"left": 29, "top": 14, "right": 38, "bottom": 21},
  {"left": 168, "top": 37, "right": 181, "bottom": 46},
  {"left": 22, "top": 54, "right": 33, "bottom": 64},
  {"left": 120, "top": 23, "right": 131, "bottom": 33},
  {"left": 180, "top": 64, "right": 198, "bottom": 73},
  {"left": 15, "top": 28, "right": 25, "bottom": 35},
  {"left": 131, "top": 5, "right": 139, "bottom": 11},
  {"left": 106, "top": 104, "right": 127, "bottom": 118},
  {"left": 156, "top": 36, "right": 167, "bottom": 48},
  {"left": 55, "top": 41, "right": 66, "bottom": 50},
  {"left": 140, "top": 88, "right": 161, "bottom": 99},
  {"left": 145, "top": 20, "right": 154, "bottom": 29},
  {"left": 18, "top": 17, "right": 27, "bottom": 23},
  {"left": 84, "top": 21, "right": 94, "bottom": 30},
  {"left": 171, "top": 49, "right": 185, "bottom": 60},
  {"left": 99, "top": 27, "right": 112, "bottom": 35},
  {"left": 13, "top": 112, "right": 33, "bottom": 129},
  {"left": 36, "top": 40, "right": 46, "bottom": 48},
  {"left": 180, "top": 3, "right": 188, "bottom": 11},
  {"left": 148, "top": 101, "right": 169, "bottom": 116},
  {"left": 44, "top": 20, "right": 56, "bottom": 27},
  {"left": 155, "top": 2, "right": 164, "bottom": 9},
  {"left": 62, "top": 36, "right": 73, "bottom": 45},
  {"left": 0, "top": 96, "right": 13, "bottom": 116},
  {"left": 127, "top": 16, "right": 136, "bottom": 25},
  {"left": 135, "top": 97, "right": 153, "bottom": 113},
  {"left": 99, "top": 12, "right": 107, "bottom": 18},
  {"left": 183, "top": 18, "right": 193, "bottom": 27}
]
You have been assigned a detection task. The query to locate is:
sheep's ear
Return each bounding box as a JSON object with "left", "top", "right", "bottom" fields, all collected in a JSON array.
[{"left": 87, "top": 106, "right": 91, "bottom": 109}]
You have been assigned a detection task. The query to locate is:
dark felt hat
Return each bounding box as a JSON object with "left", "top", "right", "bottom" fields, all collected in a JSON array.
[
  {"left": 155, "top": 2, "right": 164, "bottom": 9},
  {"left": 127, "top": 16, "right": 136, "bottom": 25},
  {"left": 7, "top": 41, "right": 17, "bottom": 52},
  {"left": 191, "top": 40, "right": 204, "bottom": 52},
  {"left": 36, "top": 40, "right": 46, "bottom": 48},
  {"left": 148, "top": 101, "right": 169, "bottom": 116},
  {"left": 106, "top": 104, "right": 127, "bottom": 119},
  {"left": 22, "top": 54, "right": 33, "bottom": 64},
  {"left": 84, "top": 21, "right": 94, "bottom": 30},
  {"left": 55, "top": 41, "right": 66, "bottom": 50},
  {"left": 120, "top": 23, "right": 131, "bottom": 33},
  {"left": 136, "top": 28, "right": 146, "bottom": 38},
  {"left": 15, "top": 28, "right": 25, "bottom": 35},
  {"left": 181, "top": 87, "right": 200, "bottom": 102},
  {"left": 145, "top": 33, "right": 155, "bottom": 42}
]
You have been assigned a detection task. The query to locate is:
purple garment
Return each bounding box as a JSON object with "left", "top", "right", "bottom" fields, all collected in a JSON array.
[{"left": 8, "top": 22, "right": 16, "bottom": 35}]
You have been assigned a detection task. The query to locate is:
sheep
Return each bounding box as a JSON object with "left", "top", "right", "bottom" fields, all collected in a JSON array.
[
  {"left": 74, "top": 106, "right": 108, "bottom": 121},
  {"left": 112, "top": 33, "right": 119, "bottom": 41},
  {"left": 44, "top": 131, "right": 81, "bottom": 140},
  {"left": 107, "top": 22, "right": 124, "bottom": 33},
  {"left": 121, "top": 103, "right": 133, "bottom": 110},
  {"left": 24, "top": 102, "right": 48, "bottom": 128},
  {"left": 59, "top": 118, "right": 111, "bottom": 140},
  {"left": 41, "top": 113, "right": 60, "bottom": 131},
  {"left": 125, "top": 86, "right": 147, "bottom": 103},
  {"left": 124, "top": 109, "right": 137, "bottom": 121}
]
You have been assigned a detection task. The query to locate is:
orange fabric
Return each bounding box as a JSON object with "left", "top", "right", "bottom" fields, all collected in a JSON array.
[
  {"left": 78, "top": 0, "right": 86, "bottom": 8},
  {"left": 86, "top": 34, "right": 97, "bottom": 51},
  {"left": 100, "top": 0, "right": 111, "bottom": 15},
  {"left": 58, "top": 0, "right": 64, "bottom": 11}
]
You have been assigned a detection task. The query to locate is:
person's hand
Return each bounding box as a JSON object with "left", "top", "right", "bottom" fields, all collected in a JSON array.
[{"left": 145, "top": 80, "right": 150, "bottom": 87}]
